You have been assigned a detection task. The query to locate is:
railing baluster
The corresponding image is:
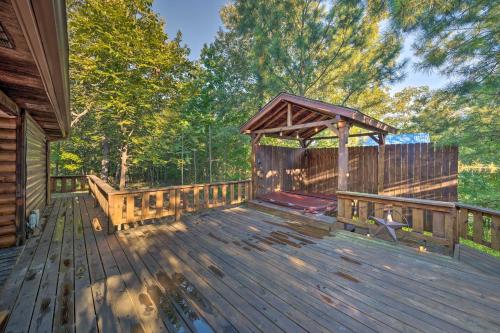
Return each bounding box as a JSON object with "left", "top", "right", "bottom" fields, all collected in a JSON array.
[
  {"left": 358, "top": 201, "right": 368, "bottom": 223},
  {"left": 156, "top": 190, "right": 164, "bottom": 218},
  {"left": 141, "top": 192, "right": 149, "bottom": 222},
  {"left": 175, "top": 189, "right": 181, "bottom": 221},
  {"left": 221, "top": 184, "right": 227, "bottom": 206},
  {"left": 374, "top": 203, "right": 384, "bottom": 219},
  {"left": 392, "top": 206, "right": 403, "bottom": 223},
  {"left": 213, "top": 185, "right": 218, "bottom": 207},
  {"left": 432, "top": 212, "right": 445, "bottom": 238},
  {"left": 412, "top": 209, "right": 424, "bottom": 233},
  {"left": 194, "top": 186, "right": 200, "bottom": 210},
  {"left": 167, "top": 189, "right": 174, "bottom": 215},
  {"left": 472, "top": 211, "right": 483, "bottom": 243},
  {"left": 204, "top": 185, "right": 209, "bottom": 208},
  {"left": 230, "top": 183, "right": 235, "bottom": 204},
  {"left": 126, "top": 195, "right": 134, "bottom": 224},
  {"left": 237, "top": 183, "right": 242, "bottom": 203},
  {"left": 244, "top": 182, "right": 249, "bottom": 202},
  {"left": 457, "top": 208, "right": 469, "bottom": 239}
]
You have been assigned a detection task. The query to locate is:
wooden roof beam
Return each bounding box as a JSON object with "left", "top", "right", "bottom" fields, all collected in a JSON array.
[
  {"left": 248, "top": 119, "right": 340, "bottom": 135},
  {"left": 250, "top": 103, "right": 288, "bottom": 130},
  {"left": 0, "top": 89, "right": 20, "bottom": 116},
  {"left": 305, "top": 131, "right": 379, "bottom": 143}
]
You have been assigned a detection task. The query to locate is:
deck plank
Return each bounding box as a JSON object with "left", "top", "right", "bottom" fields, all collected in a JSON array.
[
  {"left": 177, "top": 214, "right": 419, "bottom": 333},
  {"left": 2, "top": 195, "right": 499, "bottom": 333},
  {"left": 80, "top": 194, "right": 119, "bottom": 333},
  {"left": 28, "top": 198, "right": 65, "bottom": 333},
  {"left": 4, "top": 198, "right": 64, "bottom": 333},
  {"left": 207, "top": 208, "right": 500, "bottom": 332},
  {"left": 82, "top": 195, "right": 147, "bottom": 333},
  {"left": 73, "top": 195, "right": 98, "bottom": 333}
]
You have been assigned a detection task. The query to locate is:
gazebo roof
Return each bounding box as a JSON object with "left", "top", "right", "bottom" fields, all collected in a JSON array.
[{"left": 240, "top": 93, "right": 397, "bottom": 140}]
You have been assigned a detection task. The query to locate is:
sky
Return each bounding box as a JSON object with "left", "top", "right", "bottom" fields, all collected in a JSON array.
[{"left": 152, "top": 0, "right": 449, "bottom": 94}]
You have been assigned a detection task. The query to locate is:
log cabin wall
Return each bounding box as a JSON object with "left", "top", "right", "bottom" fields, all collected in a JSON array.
[
  {"left": 0, "top": 114, "right": 17, "bottom": 248},
  {"left": 255, "top": 143, "right": 458, "bottom": 202},
  {"left": 25, "top": 113, "right": 47, "bottom": 218}
]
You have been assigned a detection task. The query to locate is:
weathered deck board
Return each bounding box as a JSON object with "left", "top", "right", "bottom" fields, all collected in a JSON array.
[{"left": 0, "top": 194, "right": 499, "bottom": 333}]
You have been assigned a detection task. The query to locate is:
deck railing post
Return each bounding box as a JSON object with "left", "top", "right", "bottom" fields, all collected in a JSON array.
[{"left": 175, "top": 188, "right": 181, "bottom": 221}]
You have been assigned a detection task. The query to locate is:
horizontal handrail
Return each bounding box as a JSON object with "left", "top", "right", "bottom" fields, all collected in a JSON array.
[
  {"left": 337, "top": 191, "right": 455, "bottom": 212},
  {"left": 455, "top": 203, "right": 499, "bottom": 251},
  {"left": 50, "top": 175, "right": 88, "bottom": 193},
  {"left": 455, "top": 203, "right": 500, "bottom": 217},
  {"left": 87, "top": 175, "right": 252, "bottom": 233},
  {"left": 336, "top": 191, "right": 458, "bottom": 251},
  {"left": 337, "top": 191, "right": 500, "bottom": 253}
]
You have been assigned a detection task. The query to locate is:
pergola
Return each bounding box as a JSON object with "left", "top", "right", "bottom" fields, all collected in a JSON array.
[{"left": 240, "top": 93, "right": 397, "bottom": 195}]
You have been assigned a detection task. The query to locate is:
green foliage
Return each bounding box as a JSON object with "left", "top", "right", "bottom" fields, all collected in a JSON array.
[
  {"left": 57, "top": 0, "right": 498, "bottom": 215},
  {"left": 60, "top": 0, "right": 192, "bottom": 186},
  {"left": 387, "top": 0, "right": 500, "bottom": 106}
]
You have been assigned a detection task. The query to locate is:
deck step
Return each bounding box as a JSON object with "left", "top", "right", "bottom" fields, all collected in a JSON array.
[{"left": 248, "top": 199, "right": 336, "bottom": 231}]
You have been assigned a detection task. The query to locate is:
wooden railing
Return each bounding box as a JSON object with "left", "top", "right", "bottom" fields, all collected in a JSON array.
[
  {"left": 336, "top": 191, "right": 458, "bottom": 249},
  {"left": 456, "top": 203, "right": 500, "bottom": 251},
  {"left": 50, "top": 175, "right": 89, "bottom": 193},
  {"left": 87, "top": 175, "right": 252, "bottom": 233}
]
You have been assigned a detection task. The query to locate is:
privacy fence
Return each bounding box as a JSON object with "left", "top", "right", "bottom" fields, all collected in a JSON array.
[{"left": 255, "top": 143, "right": 458, "bottom": 202}]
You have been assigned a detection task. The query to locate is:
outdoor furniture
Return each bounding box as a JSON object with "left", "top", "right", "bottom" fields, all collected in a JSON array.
[{"left": 369, "top": 206, "right": 409, "bottom": 241}]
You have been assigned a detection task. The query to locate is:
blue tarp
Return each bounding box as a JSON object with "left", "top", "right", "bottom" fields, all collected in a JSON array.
[{"left": 361, "top": 133, "right": 430, "bottom": 146}]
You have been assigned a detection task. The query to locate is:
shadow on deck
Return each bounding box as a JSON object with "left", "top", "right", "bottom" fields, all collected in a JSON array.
[{"left": 1, "top": 193, "right": 499, "bottom": 333}]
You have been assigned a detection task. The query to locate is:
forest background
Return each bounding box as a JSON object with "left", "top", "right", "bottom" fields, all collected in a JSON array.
[{"left": 55, "top": 0, "right": 499, "bottom": 209}]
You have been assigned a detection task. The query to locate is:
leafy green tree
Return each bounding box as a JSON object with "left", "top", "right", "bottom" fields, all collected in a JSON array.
[
  {"left": 387, "top": 0, "right": 499, "bottom": 106},
  {"left": 221, "top": 0, "right": 405, "bottom": 105},
  {"left": 66, "top": 0, "right": 191, "bottom": 188}
]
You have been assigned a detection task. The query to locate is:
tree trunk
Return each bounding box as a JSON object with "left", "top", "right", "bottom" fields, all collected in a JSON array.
[
  {"left": 119, "top": 143, "right": 128, "bottom": 190},
  {"left": 100, "top": 136, "right": 109, "bottom": 180}
]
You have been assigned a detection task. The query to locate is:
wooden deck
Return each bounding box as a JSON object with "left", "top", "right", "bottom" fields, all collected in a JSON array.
[{"left": 1, "top": 194, "right": 500, "bottom": 333}]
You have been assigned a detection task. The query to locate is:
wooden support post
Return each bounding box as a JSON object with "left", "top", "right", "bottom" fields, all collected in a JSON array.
[
  {"left": 287, "top": 103, "right": 292, "bottom": 126},
  {"left": 377, "top": 134, "right": 386, "bottom": 194},
  {"left": 109, "top": 194, "right": 122, "bottom": 234},
  {"left": 251, "top": 134, "right": 262, "bottom": 199},
  {"left": 337, "top": 121, "right": 349, "bottom": 191},
  {"left": 445, "top": 209, "right": 457, "bottom": 248}
]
